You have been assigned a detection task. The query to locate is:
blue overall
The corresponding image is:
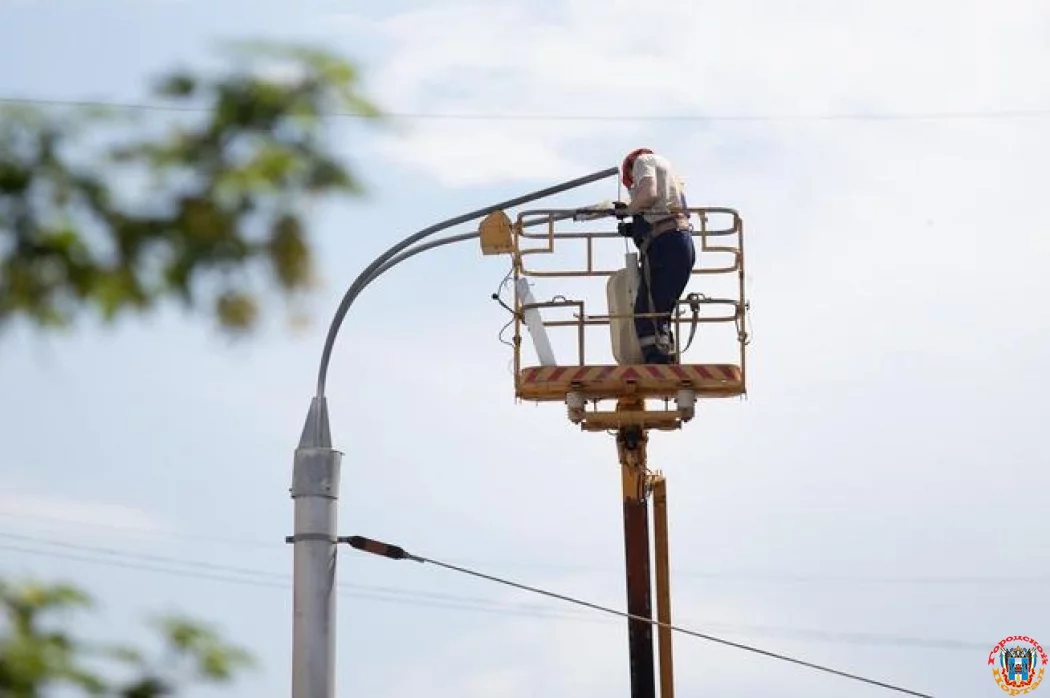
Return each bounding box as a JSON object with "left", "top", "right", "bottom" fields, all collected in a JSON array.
[{"left": 629, "top": 204, "right": 696, "bottom": 364}]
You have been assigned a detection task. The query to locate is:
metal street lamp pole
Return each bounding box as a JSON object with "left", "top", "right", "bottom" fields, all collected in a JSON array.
[{"left": 288, "top": 166, "right": 619, "bottom": 698}]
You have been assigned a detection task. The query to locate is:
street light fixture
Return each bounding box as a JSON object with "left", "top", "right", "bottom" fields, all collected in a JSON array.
[{"left": 287, "top": 166, "right": 620, "bottom": 698}]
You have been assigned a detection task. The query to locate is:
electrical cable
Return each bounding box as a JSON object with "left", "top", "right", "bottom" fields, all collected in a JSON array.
[
  {"left": 1, "top": 96, "right": 1048, "bottom": 123},
  {"left": 344, "top": 535, "right": 936, "bottom": 698},
  {"left": 492, "top": 260, "right": 517, "bottom": 349},
  {"left": 0, "top": 540, "right": 592, "bottom": 621},
  {"left": 4, "top": 510, "right": 1045, "bottom": 586},
  {"left": 0, "top": 532, "right": 555, "bottom": 610},
  {"left": 0, "top": 531, "right": 283, "bottom": 580},
  {"left": 0, "top": 531, "right": 991, "bottom": 652},
  {"left": 0, "top": 509, "right": 275, "bottom": 549}
]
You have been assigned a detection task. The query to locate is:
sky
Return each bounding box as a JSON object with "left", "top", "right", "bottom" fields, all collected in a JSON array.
[{"left": 1, "top": 0, "right": 1049, "bottom": 696}]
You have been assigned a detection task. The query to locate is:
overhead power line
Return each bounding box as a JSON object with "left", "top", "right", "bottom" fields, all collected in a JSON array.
[
  {"left": 345, "top": 535, "right": 936, "bottom": 698},
  {"left": 0, "top": 510, "right": 275, "bottom": 549},
  {"left": 0, "top": 530, "right": 988, "bottom": 655},
  {"left": 0, "top": 531, "right": 555, "bottom": 610},
  {"left": 0, "top": 537, "right": 594, "bottom": 622},
  {"left": 0, "top": 95, "right": 1048, "bottom": 123},
  {"left": 4, "top": 510, "right": 1044, "bottom": 587}
]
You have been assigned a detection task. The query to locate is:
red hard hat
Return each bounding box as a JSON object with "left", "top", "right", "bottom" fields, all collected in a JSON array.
[{"left": 621, "top": 148, "right": 653, "bottom": 188}]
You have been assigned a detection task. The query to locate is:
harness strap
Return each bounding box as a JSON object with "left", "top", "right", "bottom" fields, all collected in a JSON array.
[
  {"left": 677, "top": 293, "right": 704, "bottom": 356},
  {"left": 636, "top": 217, "right": 683, "bottom": 256},
  {"left": 639, "top": 251, "right": 662, "bottom": 350}
]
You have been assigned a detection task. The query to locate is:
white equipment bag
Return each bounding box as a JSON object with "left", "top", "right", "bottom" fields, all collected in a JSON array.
[{"left": 606, "top": 252, "right": 644, "bottom": 365}]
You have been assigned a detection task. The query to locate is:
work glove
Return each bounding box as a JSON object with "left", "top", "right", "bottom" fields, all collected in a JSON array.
[{"left": 612, "top": 201, "right": 630, "bottom": 219}]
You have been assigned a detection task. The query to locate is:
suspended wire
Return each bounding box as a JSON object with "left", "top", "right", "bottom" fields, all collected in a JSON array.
[
  {"left": 0, "top": 509, "right": 275, "bottom": 549},
  {"left": 0, "top": 531, "right": 561, "bottom": 611},
  {"left": 0, "top": 531, "right": 282, "bottom": 580},
  {"left": 0, "top": 539, "right": 592, "bottom": 621},
  {"left": 0, "top": 96, "right": 1048, "bottom": 123},
  {"left": 345, "top": 536, "right": 935, "bottom": 698},
  {"left": 3, "top": 510, "right": 1046, "bottom": 587},
  {"left": 1, "top": 542, "right": 289, "bottom": 590},
  {"left": 421, "top": 559, "right": 936, "bottom": 697},
  {"left": 493, "top": 261, "right": 517, "bottom": 350},
  {"left": 0, "top": 531, "right": 989, "bottom": 653}
]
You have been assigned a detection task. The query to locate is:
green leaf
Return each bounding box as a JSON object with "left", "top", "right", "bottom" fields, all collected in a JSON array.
[
  {"left": 268, "top": 213, "right": 310, "bottom": 287},
  {"left": 214, "top": 290, "right": 258, "bottom": 331},
  {"left": 1, "top": 578, "right": 255, "bottom": 695},
  {"left": 0, "top": 40, "right": 381, "bottom": 338},
  {"left": 155, "top": 72, "right": 197, "bottom": 99}
]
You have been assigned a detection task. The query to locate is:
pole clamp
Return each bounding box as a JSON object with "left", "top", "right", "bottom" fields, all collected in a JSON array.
[{"left": 284, "top": 533, "right": 340, "bottom": 544}]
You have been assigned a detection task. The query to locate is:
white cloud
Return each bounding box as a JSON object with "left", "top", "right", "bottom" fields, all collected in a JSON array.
[
  {"left": 332, "top": 0, "right": 1049, "bottom": 186},
  {"left": 377, "top": 120, "right": 592, "bottom": 186}
]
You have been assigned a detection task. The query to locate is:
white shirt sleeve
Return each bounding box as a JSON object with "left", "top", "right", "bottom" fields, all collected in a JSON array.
[
  {"left": 630, "top": 156, "right": 659, "bottom": 208},
  {"left": 633, "top": 156, "right": 658, "bottom": 185}
]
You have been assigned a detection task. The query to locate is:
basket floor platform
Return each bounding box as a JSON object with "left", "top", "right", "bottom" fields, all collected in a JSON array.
[{"left": 516, "top": 363, "right": 744, "bottom": 402}]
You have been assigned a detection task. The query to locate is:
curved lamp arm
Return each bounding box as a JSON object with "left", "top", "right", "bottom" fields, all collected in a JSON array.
[
  {"left": 289, "top": 167, "right": 619, "bottom": 698},
  {"left": 362, "top": 230, "right": 479, "bottom": 293},
  {"left": 313, "top": 166, "right": 619, "bottom": 400}
]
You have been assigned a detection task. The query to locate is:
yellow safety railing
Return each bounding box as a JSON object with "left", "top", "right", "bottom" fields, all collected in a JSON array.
[{"left": 507, "top": 207, "right": 748, "bottom": 382}]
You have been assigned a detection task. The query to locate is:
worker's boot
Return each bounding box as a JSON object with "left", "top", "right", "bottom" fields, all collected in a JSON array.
[
  {"left": 642, "top": 329, "right": 674, "bottom": 364},
  {"left": 666, "top": 328, "right": 679, "bottom": 363}
]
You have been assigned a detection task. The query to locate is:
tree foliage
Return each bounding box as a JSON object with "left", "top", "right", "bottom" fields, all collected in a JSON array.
[
  {"left": 0, "top": 42, "right": 382, "bottom": 336},
  {"left": 0, "top": 577, "right": 254, "bottom": 697}
]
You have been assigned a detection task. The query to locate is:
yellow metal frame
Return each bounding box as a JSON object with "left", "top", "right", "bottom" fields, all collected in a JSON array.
[
  {"left": 481, "top": 200, "right": 749, "bottom": 698},
  {"left": 511, "top": 206, "right": 747, "bottom": 372},
  {"left": 651, "top": 472, "right": 674, "bottom": 698},
  {"left": 491, "top": 206, "right": 748, "bottom": 430}
]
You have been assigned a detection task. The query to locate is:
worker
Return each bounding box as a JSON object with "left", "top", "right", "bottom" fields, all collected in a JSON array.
[{"left": 613, "top": 148, "right": 696, "bottom": 364}]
